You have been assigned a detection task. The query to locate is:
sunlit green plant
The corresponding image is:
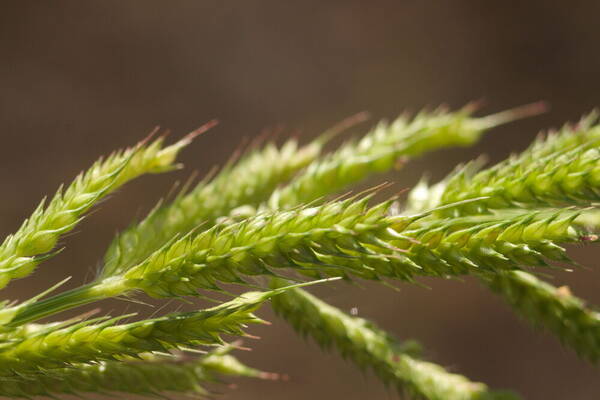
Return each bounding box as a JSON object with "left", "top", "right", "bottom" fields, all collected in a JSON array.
[{"left": 0, "top": 102, "right": 597, "bottom": 399}]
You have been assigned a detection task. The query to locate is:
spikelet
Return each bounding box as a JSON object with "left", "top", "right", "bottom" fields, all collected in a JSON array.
[
  {"left": 4, "top": 196, "right": 422, "bottom": 325},
  {"left": 484, "top": 270, "right": 600, "bottom": 362},
  {"left": 0, "top": 289, "right": 274, "bottom": 376},
  {"left": 406, "top": 179, "right": 600, "bottom": 359},
  {"left": 102, "top": 137, "right": 323, "bottom": 278},
  {"left": 120, "top": 197, "right": 580, "bottom": 299},
  {"left": 270, "top": 279, "right": 518, "bottom": 400},
  {"left": 438, "top": 113, "right": 600, "bottom": 215},
  {"left": 0, "top": 130, "right": 206, "bottom": 289},
  {"left": 0, "top": 346, "right": 267, "bottom": 398},
  {"left": 269, "top": 105, "right": 540, "bottom": 209},
  {"left": 402, "top": 116, "right": 600, "bottom": 361},
  {"left": 14, "top": 197, "right": 587, "bottom": 323},
  {"left": 117, "top": 196, "right": 420, "bottom": 297},
  {"left": 403, "top": 208, "right": 588, "bottom": 269}
]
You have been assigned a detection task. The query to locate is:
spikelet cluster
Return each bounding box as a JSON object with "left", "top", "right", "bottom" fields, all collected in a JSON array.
[
  {"left": 116, "top": 196, "right": 596, "bottom": 300},
  {"left": 113, "top": 197, "right": 412, "bottom": 297},
  {"left": 402, "top": 209, "right": 586, "bottom": 269},
  {"left": 102, "top": 137, "right": 323, "bottom": 278},
  {"left": 15, "top": 106, "right": 512, "bottom": 324},
  {"left": 103, "top": 106, "right": 517, "bottom": 284},
  {"left": 0, "top": 133, "right": 199, "bottom": 289},
  {"left": 438, "top": 113, "right": 600, "bottom": 215},
  {"left": 0, "top": 289, "right": 273, "bottom": 376},
  {"left": 484, "top": 270, "right": 600, "bottom": 362},
  {"left": 0, "top": 347, "right": 266, "bottom": 399},
  {"left": 268, "top": 106, "right": 502, "bottom": 209},
  {"left": 256, "top": 105, "right": 600, "bottom": 395},
  {"left": 270, "top": 279, "right": 517, "bottom": 400},
  {"left": 400, "top": 114, "right": 600, "bottom": 361},
  {"left": 21, "top": 196, "right": 586, "bottom": 321}
]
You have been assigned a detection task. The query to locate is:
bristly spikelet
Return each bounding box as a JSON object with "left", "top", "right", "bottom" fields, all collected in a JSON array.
[
  {"left": 10, "top": 197, "right": 591, "bottom": 326},
  {"left": 268, "top": 104, "right": 540, "bottom": 209},
  {"left": 400, "top": 208, "right": 588, "bottom": 270},
  {"left": 117, "top": 197, "right": 562, "bottom": 299},
  {"left": 0, "top": 289, "right": 274, "bottom": 376},
  {"left": 124, "top": 200, "right": 591, "bottom": 298},
  {"left": 101, "top": 137, "right": 323, "bottom": 279},
  {"left": 116, "top": 196, "right": 422, "bottom": 298},
  {"left": 437, "top": 113, "right": 600, "bottom": 216},
  {"left": 0, "top": 128, "right": 207, "bottom": 289},
  {"left": 484, "top": 270, "right": 600, "bottom": 362},
  {"left": 270, "top": 279, "right": 518, "bottom": 400},
  {"left": 0, "top": 347, "right": 267, "bottom": 399}
]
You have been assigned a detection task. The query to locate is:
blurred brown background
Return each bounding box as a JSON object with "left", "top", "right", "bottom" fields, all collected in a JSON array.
[{"left": 1, "top": 1, "right": 600, "bottom": 399}]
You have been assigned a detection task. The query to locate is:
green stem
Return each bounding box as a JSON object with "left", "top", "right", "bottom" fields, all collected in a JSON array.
[{"left": 7, "top": 278, "right": 127, "bottom": 327}]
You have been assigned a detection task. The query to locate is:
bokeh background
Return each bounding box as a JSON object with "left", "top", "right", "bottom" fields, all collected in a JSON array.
[{"left": 2, "top": 2, "right": 600, "bottom": 399}]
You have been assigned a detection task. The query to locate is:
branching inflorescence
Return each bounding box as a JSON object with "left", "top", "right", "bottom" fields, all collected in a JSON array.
[
  {"left": 0, "top": 346, "right": 269, "bottom": 399},
  {"left": 0, "top": 103, "right": 598, "bottom": 399}
]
